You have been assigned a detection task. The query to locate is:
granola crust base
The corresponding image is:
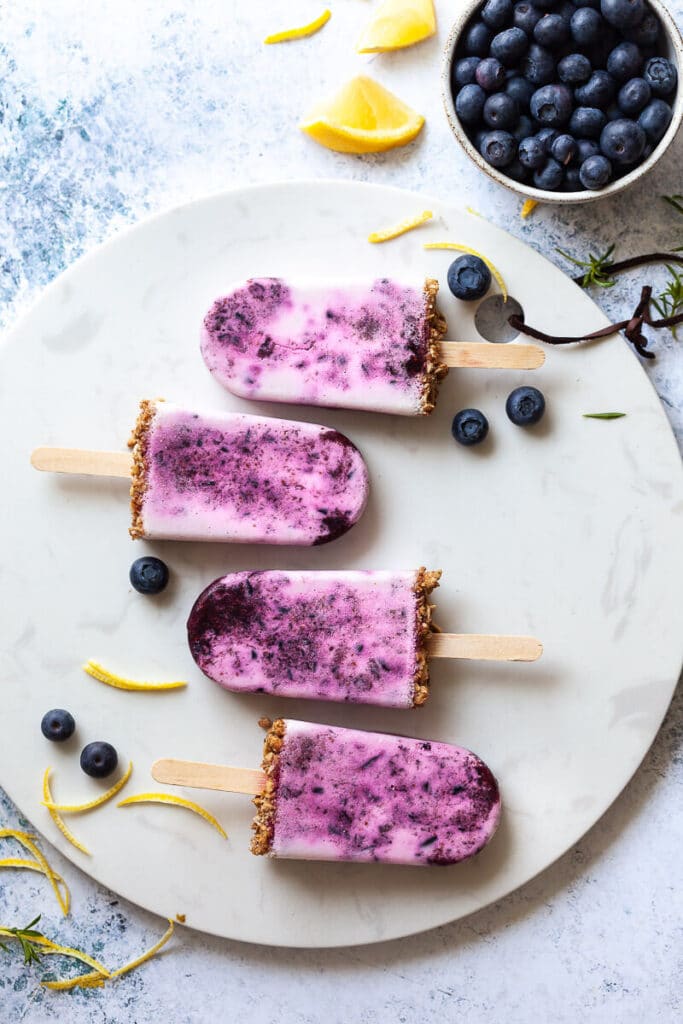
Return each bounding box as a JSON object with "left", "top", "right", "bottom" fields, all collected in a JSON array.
[
  {"left": 413, "top": 567, "right": 442, "bottom": 707},
  {"left": 128, "top": 398, "right": 158, "bottom": 540},
  {"left": 251, "top": 718, "right": 286, "bottom": 856},
  {"left": 419, "top": 279, "right": 448, "bottom": 415}
]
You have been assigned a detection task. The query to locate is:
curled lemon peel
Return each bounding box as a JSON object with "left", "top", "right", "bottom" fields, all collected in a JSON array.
[
  {"left": 41, "top": 920, "right": 174, "bottom": 990},
  {"left": 43, "top": 769, "right": 91, "bottom": 857},
  {"left": 42, "top": 761, "right": 133, "bottom": 813},
  {"left": 0, "top": 926, "right": 110, "bottom": 981},
  {"left": 118, "top": 793, "right": 228, "bottom": 840},
  {"left": 423, "top": 242, "right": 508, "bottom": 301},
  {"left": 83, "top": 659, "right": 187, "bottom": 691},
  {"left": 0, "top": 828, "right": 71, "bottom": 915},
  {"left": 264, "top": 9, "right": 330, "bottom": 44},
  {"left": 521, "top": 199, "right": 539, "bottom": 220},
  {"left": 368, "top": 209, "right": 433, "bottom": 243}
]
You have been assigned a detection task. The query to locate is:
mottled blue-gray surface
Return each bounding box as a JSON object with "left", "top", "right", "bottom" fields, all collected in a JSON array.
[{"left": 1, "top": 1, "right": 682, "bottom": 1020}]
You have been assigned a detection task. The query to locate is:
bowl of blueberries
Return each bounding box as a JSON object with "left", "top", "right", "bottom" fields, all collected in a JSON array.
[{"left": 443, "top": 0, "right": 682, "bottom": 201}]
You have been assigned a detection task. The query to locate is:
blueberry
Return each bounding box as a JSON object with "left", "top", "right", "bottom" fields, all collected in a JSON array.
[
  {"left": 606, "top": 42, "right": 643, "bottom": 82},
  {"left": 491, "top": 27, "right": 530, "bottom": 65},
  {"left": 512, "top": 112, "right": 536, "bottom": 140},
  {"left": 617, "top": 76, "right": 651, "bottom": 115},
  {"left": 638, "top": 98, "right": 673, "bottom": 142},
  {"left": 563, "top": 165, "right": 585, "bottom": 189},
  {"left": 551, "top": 132, "right": 579, "bottom": 162},
  {"left": 506, "top": 157, "right": 533, "bottom": 181},
  {"left": 534, "top": 12, "right": 570, "bottom": 47},
  {"left": 600, "top": 117, "right": 646, "bottom": 162},
  {"left": 505, "top": 75, "right": 536, "bottom": 108},
  {"left": 534, "top": 0, "right": 562, "bottom": 8},
  {"left": 505, "top": 386, "right": 546, "bottom": 425},
  {"left": 535, "top": 125, "right": 559, "bottom": 150},
  {"left": 533, "top": 156, "right": 565, "bottom": 188},
  {"left": 453, "top": 57, "right": 481, "bottom": 88},
  {"left": 456, "top": 83, "right": 487, "bottom": 125},
  {"left": 447, "top": 256, "right": 492, "bottom": 300},
  {"left": 80, "top": 741, "right": 118, "bottom": 779},
  {"left": 600, "top": 0, "right": 645, "bottom": 30},
  {"left": 41, "top": 709, "right": 76, "bottom": 743},
  {"left": 474, "top": 128, "right": 490, "bottom": 150},
  {"left": 530, "top": 84, "right": 573, "bottom": 126},
  {"left": 520, "top": 43, "right": 556, "bottom": 84},
  {"left": 558, "top": 52, "right": 592, "bottom": 83},
  {"left": 519, "top": 134, "right": 547, "bottom": 167},
  {"left": 576, "top": 137, "right": 600, "bottom": 161},
  {"left": 572, "top": 0, "right": 600, "bottom": 7},
  {"left": 482, "top": 0, "right": 514, "bottom": 29},
  {"left": 625, "top": 10, "right": 660, "bottom": 47},
  {"left": 513, "top": 1, "right": 543, "bottom": 33},
  {"left": 569, "top": 7, "right": 603, "bottom": 44},
  {"left": 484, "top": 92, "right": 520, "bottom": 128},
  {"left": 643, "top": 56, "right": 678, "bottom": 97},
  {"left": 464, "top": 20, "right": 492, "bottom": 56},
  {"left": 476, "top": 57, "right": 507, "bottom": 91},
  {"left": 575, "top": 70, "right": 616, "bottom": 107},
  {"left": 569, "top": 105, "right": 607, "bottom": 137},
  {"left": 452, "top": 409, "right": 490, "bottom": 446},
  {"left": 579, "top": 152, "right": 613, "bottom": 186},
  {"left": 129, "top": 556, "right": 169, "bottom": 595},
  {"left": 479, "top": 129, "right": 518, "bottom": 166}
]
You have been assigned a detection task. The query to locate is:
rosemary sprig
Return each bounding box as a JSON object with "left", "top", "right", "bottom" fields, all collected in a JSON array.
[
  {"left": 556, "top": 244, "right": 616, "bottom": 288},
  {"left": 652, "top": 265, "right": 683, "bottom": 339},
  {"left": 0, "top": 916, "right": 45, "bottom": 965},
  {"left": 583, "top": 412, "right": 626, "bottom": 420},
  {"left": 662, "top": 193, "right": 683, "bottom": 218}
]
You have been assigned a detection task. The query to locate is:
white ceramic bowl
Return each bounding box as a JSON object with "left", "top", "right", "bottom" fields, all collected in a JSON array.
[{"left": 442, "top": 0, "right": 683, "bottom": 204}]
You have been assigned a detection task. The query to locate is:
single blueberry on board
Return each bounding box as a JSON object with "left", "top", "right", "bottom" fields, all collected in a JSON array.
[
  {"left": 41, "top": 709, "right": 76, "bottom": 743},
  {"left": 637, "top": 98, "right": 672, "bottom": 142},
  {"left": 600, "top": 117, "right": 646, "bottom": 162},
  {"left": 452, "top": 409, "right": 490, "bottom": 446},
  {"left": 447, "top": 255, "right": 492, "bottom": 300},
  {"left": 506, "top": 386, "right": 546, "bottom": 425},
  {"left": 579, "top": 153, "right": 613, "bottom": 187},
  {"left": 81, "top": 741, "right": 119, "bottom": 779},
  {"left": 130, "top": 556, "right": 170, "bottom": 595}
]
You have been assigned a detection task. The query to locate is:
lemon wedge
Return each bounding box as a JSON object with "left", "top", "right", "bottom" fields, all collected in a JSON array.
[
  {"left": 42, "top": 761, "right": 133, "bottom": 813},
  {"left": 424, "top": 242, "right": 508, "bottom": 301},
  {"left": 118, "top": 793, "right": 228, "bottom": 840},
  {"left": 264, "top": 9, "right": 331, "bottom": 44},
  {"left": 368, "top": 209, "right": 433, "bottom": 243},
  {"left": 300, "top": 75, "right": 424, "bottom": 154},
  {"left": 83, "top": 659, "right": 187, "bottom": 691},
  {"left": 357, "top": 0, "right": 435, "bottom": 53}
]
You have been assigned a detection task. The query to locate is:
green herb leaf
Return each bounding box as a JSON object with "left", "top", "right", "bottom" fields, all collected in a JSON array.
[
  {"left": 662, "top": 194, "right": 683, "bottom": 217},
  {"left": 556, "top": 244, "right": 616, "bottom": 288},
  {"left": 583, "top": 412, "right": 627, "bottom": 419}
]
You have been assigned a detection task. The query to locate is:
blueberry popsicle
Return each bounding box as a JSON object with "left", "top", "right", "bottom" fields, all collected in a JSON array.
[
  {"left": 31, "top": 399, "right": 369, "bottom": 545},
  {"left": 200, "top": 277, "right": 544, "bottom": 416},
  {"left": 187, "top": 569, "right": 542, "bottom": 708},
  {"left": 152, "top": 718, "right": 502, "bottom": 867}
]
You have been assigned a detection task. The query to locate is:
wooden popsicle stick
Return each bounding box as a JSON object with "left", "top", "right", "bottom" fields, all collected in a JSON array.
[
  {"left": 30, "top": 447, "right": 132, "bottom": 478},
  {"left": 427, "top": 633, "right": 543, "bottom": 662},
  {"left": 440, "top": 341, "right": 545, "bottom": 370},
  {"left": 151, "top": 758, "right": 265, "bottom": 795}
]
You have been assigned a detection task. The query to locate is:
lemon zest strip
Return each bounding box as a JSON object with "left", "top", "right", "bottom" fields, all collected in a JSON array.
[
  {"left": 118, "top": 793, "right": 228, "bottom": 840},
  {"left": 83, "top": 659, "right": 187, "bottom": 691},
  {"left": 43, "top": 769, "right": 91, "bottom": 857},
  {"left": 0, "top": 828, "right": 71, "bottom": 915},
  {"left": 0, "top": 926, "right": 110, "bottom": 982},
  {"left": 368, "top": 210, "right": 433, "bottom": 243},
  {"left": 41, "top": 919, "right": 174, "bottom": 990},
  {"left": 264, "top": 10, "right": 331, "bottom": 44},
  {"left": 521, "top": 199, "right": 539, "bottom": 220},
  {"left": 423, "top": 242, "right": 508, "bottom": 301},
  {"left": 0, "top": 857, "right": 70, "bottom": 914},
  {"left": 42, "top": 761, "right": 133, "bottom": 813}
]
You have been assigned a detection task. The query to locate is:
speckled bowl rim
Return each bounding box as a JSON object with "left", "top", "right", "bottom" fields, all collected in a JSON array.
[{"left": 441, "top": 0, "right": 683, "bottom": 205}]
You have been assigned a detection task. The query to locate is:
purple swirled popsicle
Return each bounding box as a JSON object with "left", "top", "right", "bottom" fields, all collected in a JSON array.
[{"left": 251, "top": 719, "right": 501, "bottom": 866}]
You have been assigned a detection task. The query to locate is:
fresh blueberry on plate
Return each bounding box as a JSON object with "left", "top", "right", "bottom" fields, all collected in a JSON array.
[
  {"left": 447, "top": 255, "right": 492, "bottom": 300},
  {"left": 505, "top": 386, "right": 546, "bottom": 425},
  {"left": 80, "top": 741, "right": 118, "bottom": 779},
  {"left": 130, "top": 556, "right": 170, "bottom": 595},
  {"left": 41, "top": 709, "right": 76, "bottom": 743},
  {"left": 452, "top": 409, "right": 490, "bottom": 446}
]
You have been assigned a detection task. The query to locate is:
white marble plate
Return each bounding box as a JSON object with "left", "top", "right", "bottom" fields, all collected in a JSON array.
[{"left": 1, "top": 181, "right": 681, "bottom": 948}]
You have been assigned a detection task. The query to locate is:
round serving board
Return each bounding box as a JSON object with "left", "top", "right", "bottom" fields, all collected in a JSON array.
[{"left": 1, "top": 181, "right": 681, "bottom": 948}]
